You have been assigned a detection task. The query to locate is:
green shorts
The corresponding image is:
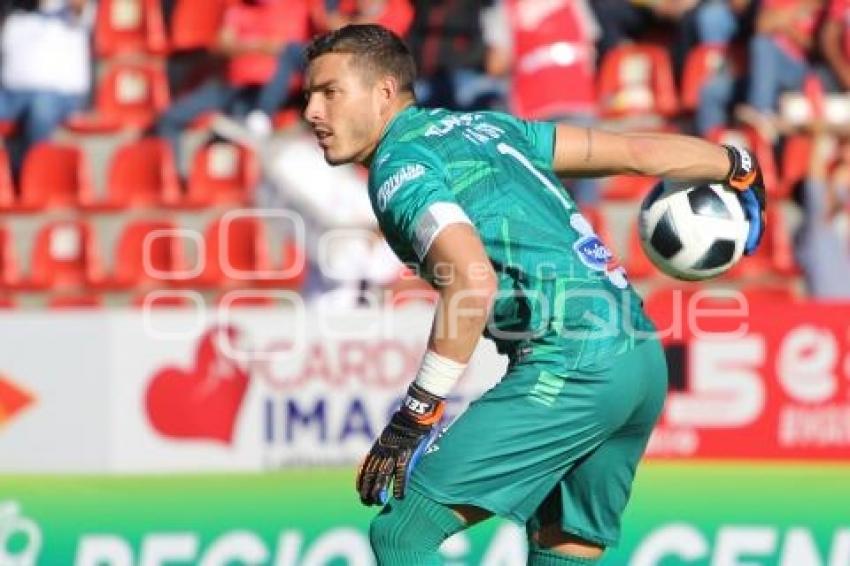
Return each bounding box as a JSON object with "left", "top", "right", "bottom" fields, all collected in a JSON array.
[{"left": 409, "top": 337, "right": 668, "bottom": 547}]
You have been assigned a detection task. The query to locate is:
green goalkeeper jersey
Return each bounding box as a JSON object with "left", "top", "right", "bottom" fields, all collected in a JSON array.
[{"left": 368, "top": 106, "right": 655, "bottom": 367}]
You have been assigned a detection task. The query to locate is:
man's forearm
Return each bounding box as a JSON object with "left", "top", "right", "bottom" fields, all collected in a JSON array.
[
  {"left": 620, "top": 132, "right": 731, "bottom": 180},
  {"left": 428, "top": 278, "right": 495, "bottom": 363},
  {"left": 553, "top": 124, "right": 732, "bottom": 181}
]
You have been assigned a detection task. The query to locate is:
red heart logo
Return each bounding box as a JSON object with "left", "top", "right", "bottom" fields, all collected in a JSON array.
[{"left": 145, "top": 327, "right": 249, "bottom": 444}]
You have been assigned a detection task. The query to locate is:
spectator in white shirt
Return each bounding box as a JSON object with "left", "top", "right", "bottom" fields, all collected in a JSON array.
[{"left": 0, "top": 0, "right": 93, "bottom": 177}]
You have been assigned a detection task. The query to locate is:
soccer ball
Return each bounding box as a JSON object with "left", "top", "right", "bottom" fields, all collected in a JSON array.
[{"left": 638, "top": 181, "right": 750, "bottom": 281}]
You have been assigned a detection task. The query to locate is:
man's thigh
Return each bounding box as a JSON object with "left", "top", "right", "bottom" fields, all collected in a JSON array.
[
  {"left": 531, "top": 338, "right": 668, "bottom": 547},
  {"left": 408, "top": 359, "right": 631, "bottom": 525}
]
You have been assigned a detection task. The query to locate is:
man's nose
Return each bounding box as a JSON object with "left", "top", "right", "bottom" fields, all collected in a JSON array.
[{"left": 304, "top": 95, "right": 323, "bottom": 124}]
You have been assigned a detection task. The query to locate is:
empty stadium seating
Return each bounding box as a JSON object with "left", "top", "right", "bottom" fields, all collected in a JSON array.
[
  {"left": 106, "top": 218, "right": 187, "bottom": 290},
  {"left": 28, "top": 220, "right": 103, "bottom": 290},
  {"left": 94, "top": 0, "right": 168, "bottom": 57},
  {"left": 17, "top": 143, "right": 95, "bottom": 211},
  {"left": 102, "top": 137, "right": 182, "bottom": 210},
  {"left": 67, "top": 61, "right": 170, "bottom": 133},
  {"left": 195, "top": 214, "right": 305, "bottom": 289},
  {"left": 184, "top": 142, "right": 260, "bottom": 207}
]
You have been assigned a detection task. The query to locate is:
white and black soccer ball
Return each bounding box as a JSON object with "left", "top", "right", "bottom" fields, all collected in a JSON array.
[{"left": 638, "top": 181, "right": 750, "bottom": 281}]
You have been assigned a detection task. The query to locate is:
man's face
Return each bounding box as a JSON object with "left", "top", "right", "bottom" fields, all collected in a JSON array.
[{"left": 304, "top": 53, "right": 385, "bottom": 166}]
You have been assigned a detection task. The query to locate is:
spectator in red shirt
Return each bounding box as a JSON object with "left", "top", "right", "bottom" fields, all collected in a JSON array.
[
  {"left": 736, "top": 0, "right": 823, "bottom": 140},
  {"left": 484, "top": 0, "right": 601, "bottom": 204},
  {"left": 311, "top": 0, "right": 414, "bottom": 36},
  {"left": 821, "top": 0, "right": 850, "bottom": 89},
  {"left": 155, "top": 0, "right": 308, "bottom": 172}
]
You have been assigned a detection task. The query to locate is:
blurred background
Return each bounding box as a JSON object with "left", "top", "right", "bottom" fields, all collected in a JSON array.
[{"left": 0, "top": 0, "right": 848, "bottom": 564}]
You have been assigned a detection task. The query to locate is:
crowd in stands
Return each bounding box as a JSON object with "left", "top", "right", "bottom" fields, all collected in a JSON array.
[{"left": 0, "top": 0, "right": 847, "bottom": 310}]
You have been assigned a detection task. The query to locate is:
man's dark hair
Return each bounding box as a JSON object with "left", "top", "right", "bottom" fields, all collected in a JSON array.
[{"left": 306, "top": 24, "right": 417, "bottom": 93}]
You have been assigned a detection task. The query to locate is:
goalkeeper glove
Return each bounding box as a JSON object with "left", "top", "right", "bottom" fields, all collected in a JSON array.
[
  {"left": 724, "top": 144, "right": 767, "bottom": 255},
  {"left": 356, "top": 383, "right": 443, "bottom": 506}
]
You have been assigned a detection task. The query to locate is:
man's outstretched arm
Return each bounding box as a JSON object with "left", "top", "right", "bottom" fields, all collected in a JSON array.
[
  {"left": 551, "top": 124, "right": 767, "bottom": 255},
  {"left": 552, "top": 124, "right": 732, "bottom": 181}
]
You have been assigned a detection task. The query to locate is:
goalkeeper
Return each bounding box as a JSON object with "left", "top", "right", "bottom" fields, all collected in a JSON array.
[{"left": 304, "top": 24, "right": 766, "bottom": 565}]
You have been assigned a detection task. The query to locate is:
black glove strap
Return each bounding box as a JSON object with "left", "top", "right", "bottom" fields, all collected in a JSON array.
[{"left": 399, "top": 383, "right": 445, "bottom": 428}]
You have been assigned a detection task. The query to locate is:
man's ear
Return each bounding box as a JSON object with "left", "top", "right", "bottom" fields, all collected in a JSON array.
[{"left": 377, "top": 75, "right": 398, "bottom": 108}]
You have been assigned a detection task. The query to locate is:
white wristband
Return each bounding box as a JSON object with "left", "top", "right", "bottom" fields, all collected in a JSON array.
[{"left": 414, "top": 350, "right": 467, "bottom": 398}]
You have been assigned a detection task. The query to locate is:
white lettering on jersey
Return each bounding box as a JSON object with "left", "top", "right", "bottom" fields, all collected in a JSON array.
[
  {"left": 426, "top": 113, "right": 505, "bottom": 145},
  {"left": 377, "top": 164, "right": 426, "bottom": 211}
]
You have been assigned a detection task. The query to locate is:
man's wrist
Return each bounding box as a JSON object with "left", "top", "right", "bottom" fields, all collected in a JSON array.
[
  {"left": 399, "top": 383, "right": 445, "bottom": 427},
  {"left": 414, "top": 350, "right": 467, "bottom": 398}
]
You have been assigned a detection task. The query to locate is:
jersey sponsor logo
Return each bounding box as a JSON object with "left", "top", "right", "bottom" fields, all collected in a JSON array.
[
  {"left": 377, "top": 164, "right": 426, "bottom": 211},
  {"left": 573, "top": 235, "right": 615, "bottom": 272}
]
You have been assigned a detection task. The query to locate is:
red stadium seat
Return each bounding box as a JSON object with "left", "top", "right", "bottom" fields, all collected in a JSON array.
[
  {"left": 0, "top": 225, "right": 22, "bottom": 290},
  {"left": 106, "top": 219, "right": 187, "bottom": 290},
  {"left": 18, "top": 142, "right": 95, "bottom": 211},
  {"left": 597, "top": 44, "right": 679, "bottom": 119},
  {"left": 0, "top": 295, "right": 17, "bottom": 309},
  {"left": 132, "top": 291, "right": 197, "bottom": 308},
  {"left": 169, "top": 0, "right": 231, "bottom": 51},
  {"left": 196, "top": 214, "right": 305, "bottom": 289},
  {"left": 0, "top": 148, "right": 15, "bottom": 211},
  {"left": 681, "top": 45, "right": 727, "bottom": 113},
  {"left": 706, "top": 126, "right": 779, "bottom": 198},
  {"left": 778, "top": 134, "right": 813, "bottom": 199},
  {"left": 29, "top": 220, "right": 104, "bottom": 290},
  {"left": 47, "top": 294, "right": 104, "bottom": 309},
  {"left": 67, "top": 61, "right": 170, "bottom": 133},
  {"left": 185, "top": 142, "right": 259, "bottom": 207},
  {"left": 101, "top": 137, "right": 182, "bottom": 210},
  {"left": 94, "top": 0, "right": 167, "bottom": 57}
]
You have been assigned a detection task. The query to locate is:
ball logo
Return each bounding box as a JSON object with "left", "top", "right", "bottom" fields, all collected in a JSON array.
[
  {"left": 145, "top": 327, "right": 250, "bottom": 444},
  {"left": 0, "top": 502, "right": 41, "bottom": 566}
]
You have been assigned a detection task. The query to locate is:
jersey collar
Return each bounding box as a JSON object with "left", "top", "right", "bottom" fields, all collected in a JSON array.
[{"left": 379, "top": 105, "right": 418, "bottom": 146}]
